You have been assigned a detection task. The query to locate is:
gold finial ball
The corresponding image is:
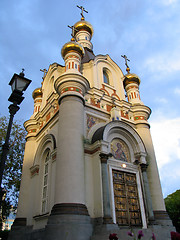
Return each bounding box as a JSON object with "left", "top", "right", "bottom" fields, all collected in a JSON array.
[
  {"left": 126, "top": 67, "right": 130, "bottom": 73},
  {"left": 61, "top": 40, "right": 85, "bottom": 59},
  {"left": 123, "top": 73, "right": 141, "bottom": 88},
  {"left": 74, "top": 19, "right": 94, "bottom": 36},
  {"left": 32, "top": 87, "right": 42, "bottom": 99}
]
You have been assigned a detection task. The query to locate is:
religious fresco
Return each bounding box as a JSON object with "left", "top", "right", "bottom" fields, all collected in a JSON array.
[
  {"left": 86, "top": 114, "right": 106, "bottom": 134},
  {"left": 111, "top": 138, "right": 130, "bottom": 162},
  {"left": 87, "top": 115, "right": 96, "bottom": 129}
]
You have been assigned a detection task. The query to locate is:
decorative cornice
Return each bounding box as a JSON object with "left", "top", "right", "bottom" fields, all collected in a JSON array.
[{"left": 84, "top": 141, "right": 101, "bottom": 155}]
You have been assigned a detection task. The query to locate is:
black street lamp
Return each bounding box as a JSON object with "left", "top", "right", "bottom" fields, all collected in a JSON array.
[{"left": 0, "top": 69, "right": 31, "bottom": 209}]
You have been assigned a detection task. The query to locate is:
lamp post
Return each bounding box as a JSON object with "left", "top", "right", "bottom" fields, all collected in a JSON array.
[{"left": 0, "top": 69, "right": 31, "bottom": 209}]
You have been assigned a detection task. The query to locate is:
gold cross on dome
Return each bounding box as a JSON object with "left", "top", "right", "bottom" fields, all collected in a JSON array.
[
  {"left": 68, "top": 25, "right": 78, "bottom": 39},
  {"left": 121, "top": 55, "right": 130, "bottom": 68},
  {"left": 77, "top": 5, "right": 88, "bottom": 19},
  {"left": 40, "top": 68, "right": 47, "bottom": 80}
]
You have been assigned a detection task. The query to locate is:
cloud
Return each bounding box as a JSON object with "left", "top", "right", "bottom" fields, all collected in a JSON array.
[
  {"left": 150, "top": 115, "right": 180, "bottom": 167},
  {"left": 174, "top": 88, "right": 180, "bottom": 95},
  {"left": 143, "top": 54, "right": 180, "bottom": 75},
  {"left": 150, "top": 114, "right": 180, "bottom": 196},
  {"left": 154, "top": 97, "right": 168, "bottom": 104},
  {"left": 160, "top": 0, "right": 178, "bottom": 6}
]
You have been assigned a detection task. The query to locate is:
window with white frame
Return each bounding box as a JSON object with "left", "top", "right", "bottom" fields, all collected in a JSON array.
[
  {"left": 42, "top": 149, "right": 50, "bottom": 214},
  {"left": 103, "top": 69, "right": 110, "bottom": 84}
]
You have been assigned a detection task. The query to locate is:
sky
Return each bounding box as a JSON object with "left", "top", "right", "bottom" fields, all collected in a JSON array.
[{"left": 0, "top": 0, "right": 180, "bottom": 198}]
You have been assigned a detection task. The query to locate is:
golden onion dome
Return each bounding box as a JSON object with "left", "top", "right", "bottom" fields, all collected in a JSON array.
[
  {"left": 61, "top": 40, "right": 85, "bottom": 59},
  {"left": 74, "top": 19, "right": 93, "bottom": 36},
  {"left": 32, "top": 87, "right": 42, "bottom": 99},
  {"left": 123, "top": 72, "right": 141, "bottom": 88}
]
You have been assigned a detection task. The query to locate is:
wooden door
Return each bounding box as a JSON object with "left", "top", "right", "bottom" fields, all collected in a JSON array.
[{"left": 113, "top": 170, "right": 142, "bottom": 226}]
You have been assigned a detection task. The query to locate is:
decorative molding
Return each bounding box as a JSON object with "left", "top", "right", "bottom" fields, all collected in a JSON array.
[
  {"left": 121, "top": 110, "right": 129, "bottom": 119},
  {"left": 50, "top": 203, "right": 89, "bottom": 216},
  {"left": 33, "top": 212, "right": 49, "bottom": 220},
  {"left": 61, "top": 87, "right": 83, "bottom": 96},
  {"left": 153, "top": 210, "right": 171, "bottom": 220},
  {"left": 126, "top": 85, "right": 138, "bottom": 91},
  {"left": 30, "top": 165, "right": 39, "bottom": 177},
  {"left": 46, "top": 112, "right": 51, "bottom": 122},
  {"left": 90, "top": 98, "right": 100, "bottom": 108},
  {"left": 106, "top": 104, "right": 112, "bottom": 112},
  {"left": 134, "top": 116, "right": 146, "bottom": 121},
  {"left": 84, "top": 146, "right": 100, "bottom": 154},
  {"left": 28, "top": 129, "right": 37, "bottom": 133},
  {"left": 34, "top": 99, "right": 42, "bottom": 103}
]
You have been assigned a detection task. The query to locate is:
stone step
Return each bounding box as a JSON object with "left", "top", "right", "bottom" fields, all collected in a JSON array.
[{"left": 91, "top": 224, "right": 172, "bottom": 240}]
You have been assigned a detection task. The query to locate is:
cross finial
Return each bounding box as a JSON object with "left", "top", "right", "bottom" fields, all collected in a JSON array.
[
  {"left": 40, "top": 68, "right": 47, "bottom": 80},
  {"left": 77, "top": 5, "right": 88, "bottom": 20},
  {"left": 121, "top": 55, "right": 130, "bottom": 73},
  {"left": 68, "top": 25, "right": 78, "bottom": 40}
]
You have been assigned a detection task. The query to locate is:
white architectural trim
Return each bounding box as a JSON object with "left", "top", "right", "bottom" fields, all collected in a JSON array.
[
  {"left": 33, "top": 134, "right": 56, "bottom": 166},
  {"left": 103, "top": 121, "right": 146, "bottom": 157}
]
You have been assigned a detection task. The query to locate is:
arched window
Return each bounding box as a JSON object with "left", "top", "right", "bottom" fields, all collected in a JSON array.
[
  {"left": 103, "top": 70, "right": 109, "bottom": 84},
  {"left": 42, "top": 149, "right": 50, "bottom": 214}
]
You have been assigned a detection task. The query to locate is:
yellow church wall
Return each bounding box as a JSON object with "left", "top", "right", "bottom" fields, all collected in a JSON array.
[
  {"left": 91, "top": 151, "right": 103, "bottom": 218},
  {"left": 85, "top": 150, "right": 104, "bottom": 219}
]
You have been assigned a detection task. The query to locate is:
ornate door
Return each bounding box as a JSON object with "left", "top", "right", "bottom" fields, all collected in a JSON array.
[{"left": 113, "top": 170, "right": 142, "bottom": 226}]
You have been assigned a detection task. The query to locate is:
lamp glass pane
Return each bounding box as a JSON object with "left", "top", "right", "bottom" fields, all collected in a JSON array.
[
  {"left": 11, "top": 80, "right": 16, "bottom": 92},
  {"left": 16, "top": 78, "right": 29, "bottom": 92}
]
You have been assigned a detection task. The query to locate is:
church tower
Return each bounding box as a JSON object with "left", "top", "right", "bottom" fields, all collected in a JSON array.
[{"left": 9, "top": 6, "right": 174, "bottom": 240}]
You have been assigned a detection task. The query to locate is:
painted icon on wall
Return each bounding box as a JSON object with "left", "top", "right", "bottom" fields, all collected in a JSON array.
[
  {"left": 111, "top": 139, "right": 130, "bottom": 162},
  {"left": 87, "top": 115, "right": 96, "bottom": 129}
]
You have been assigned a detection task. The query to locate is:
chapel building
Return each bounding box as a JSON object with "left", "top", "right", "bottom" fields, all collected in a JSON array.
[{"left": 9, "top": 7, "right": 174, "bottom": 240}]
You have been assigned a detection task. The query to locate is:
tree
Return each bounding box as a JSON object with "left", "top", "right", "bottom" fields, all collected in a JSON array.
[
  {"left": 0, "top": 116, "right": 26, "bottom": 226},
  {"left": 165, "top": 190, "right": 180, "bottom": 233}
]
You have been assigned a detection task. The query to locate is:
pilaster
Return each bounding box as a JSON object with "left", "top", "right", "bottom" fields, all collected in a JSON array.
[
  {"left": 99, "top": 153, "right": 113, "bottom": 224},
  {"left": 140, "top": 163, "right": 155, "bottom": 223}
]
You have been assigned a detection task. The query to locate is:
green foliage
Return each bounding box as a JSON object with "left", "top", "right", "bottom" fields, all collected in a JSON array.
[
  {"left": 0, "top": 116, "right": 26, "bottom": 220},
  {"left": 165, "top": 190, "right": 180, "bottom": 233}
]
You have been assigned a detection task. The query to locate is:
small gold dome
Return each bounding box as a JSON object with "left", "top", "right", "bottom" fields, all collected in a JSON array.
[
  {"left": 74, "top": 19, "right": 94, "bottom": 36},
  {"left": 123, "top": 73, "right": 141, "bottom": 87},
  {"left": 61, "top": 40, "right": 85, "bottom": 59},
  {"left": 32, "top": 87, "right": 42, "bottom": 99}
]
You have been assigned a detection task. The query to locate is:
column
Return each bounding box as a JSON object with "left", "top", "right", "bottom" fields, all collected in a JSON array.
[
  {"left": 99, "top": 153, "right": 113, "bottom": 224},
  {"left": 140, "top": 163, "right": 154, "bottom": 222},
  {"left": 44, "top": 74, "right": 92, "bottom": 240},
  {"left": 55, "top": 95, "right": 85, "bottom": 204},
  {"left": 53, "top": 72, "right": 90, "bottom": 213}
]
